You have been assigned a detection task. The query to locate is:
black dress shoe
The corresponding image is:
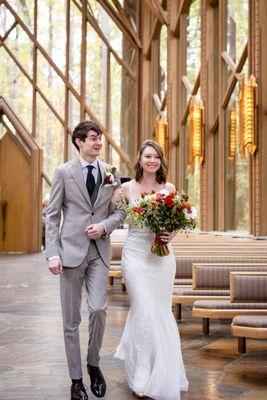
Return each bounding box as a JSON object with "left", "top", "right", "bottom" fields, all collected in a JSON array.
[
  {"left": 87, "top": 364, "right": 106, "bottom": 398},
  {"left": 71, "top": 381, "right": 88, "bottom": 400}
]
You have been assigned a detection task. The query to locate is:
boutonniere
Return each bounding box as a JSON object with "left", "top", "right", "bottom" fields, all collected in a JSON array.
[{"left": 103, "top": 166, "right": 116, "bottom": 184}]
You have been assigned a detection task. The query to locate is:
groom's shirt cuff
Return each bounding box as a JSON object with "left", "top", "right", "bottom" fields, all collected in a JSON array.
[
  {"left": 48, "top": 256, "right": 60, "bottom": 261},
  {"left": 100, "top": 223, "right": 107, "bottom": 238}
]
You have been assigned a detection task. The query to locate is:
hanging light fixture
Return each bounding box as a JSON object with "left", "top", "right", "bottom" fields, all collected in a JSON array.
[
  {"left": 239, "top": 74, "right": 257, "bottom": 157},
  {"left": 189, "top": 96, "right": 204, "bottom": 171},
  {"left": 155, "top": 115, "right": 168, "bottom": 157},
  {"left": 228, "top": 105, "right": 236, "bottom": 160}
]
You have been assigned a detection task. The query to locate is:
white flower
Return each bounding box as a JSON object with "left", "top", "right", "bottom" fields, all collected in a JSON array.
[
  {"left": 159, "top": 189, "right": 170, "bottom": 196},
  {"left": 183, "top": 206, "right": 197, "bottom": 220},
  {"left": 104, "top": 166, "right": 116, "bottom": 184}
]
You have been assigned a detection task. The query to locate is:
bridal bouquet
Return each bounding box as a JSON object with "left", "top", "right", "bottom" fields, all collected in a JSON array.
[{"left": 118, "top": 190, "right": 196, "bottom": 256}]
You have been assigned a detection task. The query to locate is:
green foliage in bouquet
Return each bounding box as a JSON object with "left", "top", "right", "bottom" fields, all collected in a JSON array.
[{"left": 116, "top": 190, "right": 196, "bottom": 256}]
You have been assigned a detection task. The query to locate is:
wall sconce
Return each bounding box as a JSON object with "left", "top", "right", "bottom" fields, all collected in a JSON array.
[
  {"left": 189, "top": 96, "right": 204, "bottom": 171},
  {"left": 228, "top": 106, "right": 236, "bottom": 160},
  {"left": 239, "top": 74, "right": 257, "bottom": 157},
  {"left": 155, "top": 115, "right": 168, "bottom": 157}
]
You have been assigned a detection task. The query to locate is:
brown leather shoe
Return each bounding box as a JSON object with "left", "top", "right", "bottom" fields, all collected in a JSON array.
[
  {"left": 87, "top": 365, "right": 106, "bottom": 398},
  {"left": 71, "top": 381, "right": 88, "bottom": 400}
]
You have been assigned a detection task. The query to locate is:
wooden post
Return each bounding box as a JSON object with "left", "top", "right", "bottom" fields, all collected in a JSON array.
[
  {"left": 32, "top": 0, "right": 37, "bottom": 138},
  {"left": 238, "top": 336, "right": 246, "bottom": 353},
  {"left": 251, "top": 0, "right": 267, "bottom": 236},
  {"left": 200, "top": 0, "right": 219, "bottom": 231},
  {"left": 80, "top": 0, "right": 87, "bottom": 121},
  {"left": 203, "top": 317, "right": 210, "bottom": 334},
  {"left": 64, "top": 0, "right": 70, "bottom": 161}
]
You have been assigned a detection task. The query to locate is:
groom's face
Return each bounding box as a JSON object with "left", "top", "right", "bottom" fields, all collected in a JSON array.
[{"left": 78, "top": 130, "right": 102, "bottom": 159}]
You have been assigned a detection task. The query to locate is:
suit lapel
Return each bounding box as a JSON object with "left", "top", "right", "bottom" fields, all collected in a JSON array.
[
  {"left": 68, "top": 157, "right": 92, "bottom": 207},
  {"left": 93, "top": 161, "right": 105, "bottom": 207}
]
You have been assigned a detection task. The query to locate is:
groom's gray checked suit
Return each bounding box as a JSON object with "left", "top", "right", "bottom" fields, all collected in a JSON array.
[{"left": 45, "top": 156, "right": 124, "bottom": 379}]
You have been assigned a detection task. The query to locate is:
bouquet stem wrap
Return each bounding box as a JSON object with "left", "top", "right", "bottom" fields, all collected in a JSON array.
[{"left": 151, "top": 235, "right": 170, "bottom": 256}]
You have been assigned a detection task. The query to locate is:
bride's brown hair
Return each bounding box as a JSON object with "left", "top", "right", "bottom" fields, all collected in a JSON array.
[{"left": 134, "top": 140, "right": 168, "bottom": 184}]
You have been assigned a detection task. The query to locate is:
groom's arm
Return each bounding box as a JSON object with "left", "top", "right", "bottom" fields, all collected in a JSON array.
[
  {"left": 100, "top": 169, "right": 126, "bottom": 236},
  {"left": 45, "top": 166, "right": 64, "bottom": 260},
  {"left": 86, "top": 170, "right": 126, "bottom": 239}
]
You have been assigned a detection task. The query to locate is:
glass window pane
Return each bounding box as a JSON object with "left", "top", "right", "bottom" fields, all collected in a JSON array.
[
  {"left": 0, "top": 4, "right": 16, "bottom": 37},
  {"left": 69, "top": 0, "right": 82, "bottom": 95},
  {"left": 159, "top": 25, "right": 167, "bottom": 101},
  {"left": 37, "top": 50, "right": 65, "bottom": 120},
  {"left": 37, "top": 0, "right": 66, "bottom": 72},
  {"left": 186, "top": 0, "right": 201, "bottom": 86},
  {"left": 225, "top": 86, "right": 249, "bottom": 232},
  {"left": 86, "top": 24, "right": 107, "bottom": 125},
  {"left": 0, "top": 46, "right": 32, "bottom": 132},
  {"left": 7, "top": 0, "right": 34, "bottom": 31},
  {"left": 5, "top": 24, "right": 33, "bottom": 78},
  {"left": 36, "top": 93, "right": 64, "bottom": 180},
  {"left": 227, "top": 0, "right": 248, "bottom": 63}
]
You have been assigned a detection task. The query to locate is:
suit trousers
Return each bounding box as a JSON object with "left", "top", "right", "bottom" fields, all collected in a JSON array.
[{"left": 60, "top": 241, "right": 109, "bottom": 379}]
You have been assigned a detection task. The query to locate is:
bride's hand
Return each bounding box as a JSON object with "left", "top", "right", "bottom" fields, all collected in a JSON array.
[
  {"left": 111, "top": 187, "right": 124, "bottom": 205},
  {"left": 159, "top": 231, "right": 177, "bottom": 243}
]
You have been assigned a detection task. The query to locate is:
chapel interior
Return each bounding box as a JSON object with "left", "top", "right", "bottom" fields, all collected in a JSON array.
[{"left": 0, "top": 1, "right": 267, "bottom": 399}]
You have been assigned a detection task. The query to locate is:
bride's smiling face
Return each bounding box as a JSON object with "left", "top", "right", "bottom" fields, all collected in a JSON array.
[{"left": 140, "top": 145, "right": 161, "bottom": 174}]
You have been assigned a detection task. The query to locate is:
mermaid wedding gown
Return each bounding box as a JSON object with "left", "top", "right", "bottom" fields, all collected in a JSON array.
[{"left": 114, "top": 187, "right": 189, "bottom": 400}]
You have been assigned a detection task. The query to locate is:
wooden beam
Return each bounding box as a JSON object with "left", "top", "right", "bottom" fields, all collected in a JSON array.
[
  {"left": 64, "top": 0, "right": 71, "bottom": 162},
  {"left": 80, "top": 0, "right": 87, "bottom": 121},
  {"left": 0, "top": 21, "right": 18, "bottom": 42},
  {"left": 144, "top": 18, "right": 162, "bottom": 59},
  {"left": 3, "top": 0, "right": 81, "bottom": 102},
  {"left": 41, "top": 171, "right": 52, "bottom": 187},
  {"left": 172, "top": 0, "right": 192, "bottom": 37},
  {"left": 143, "top": 0, "right": 168, "bottom": 26},
  {"left": 84, "top": 103, "right": 134, "bottom": 171},
  {"left": 180, "top": 69, "right": 201, "bottom": 124},
  {"left": 73, "top": 0, "right": 136, "bottom": 81},
  {"left": 181, "top": 75, "right": 193, "bottom": 93},
  {"left": 211, "top": 113, "right": 219, "bottom": 134},
  {"left": 1, "top": 42, "right": 72, "bottom": 134},
  {"left": 111, "top": 0, "right": 142, "bottom": 48},
  {"left": 105, "top": 48, "right": 111, "bottom": 163},
  {"left": 221, "top": 43, "right": 248, "bottom": 109},
  {"left": 97, "top": 0, "right": 141, "bottom": 49},
  {"left": 152, "top": 0, "right": 168, "bottom": 25},
  {"left": 32, "top": 0, "right": 37, "bottom": 138},
  {"left": 3, "top": 0, "right": 134, "bottom": 171},
  {"left": 0, "top": 96, "right": 39, "bottom": 150},
  {"left": 160, "top": 91, "right": 166, "bottom": 111},
  {"left": 221, "top": 51, "right": 238, "bottom": 75}
]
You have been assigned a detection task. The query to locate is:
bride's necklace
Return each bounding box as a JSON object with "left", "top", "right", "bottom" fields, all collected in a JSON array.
[{"left": 139, "top": 178, "right": 160, "bottom": 194}]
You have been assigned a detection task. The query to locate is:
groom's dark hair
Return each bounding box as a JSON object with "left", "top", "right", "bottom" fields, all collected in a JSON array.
[{"left": 72, "top": 120, "right": 103, "bottom": 151}]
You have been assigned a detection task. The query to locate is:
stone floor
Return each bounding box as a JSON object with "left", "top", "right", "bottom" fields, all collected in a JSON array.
[{"left": 0, "top": 253, "right": 267, "bottom": 400}]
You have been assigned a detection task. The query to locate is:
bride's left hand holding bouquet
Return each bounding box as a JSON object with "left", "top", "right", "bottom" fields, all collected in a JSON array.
[{"left": 116, "top": 189, "right": 197, "bottom": 256}]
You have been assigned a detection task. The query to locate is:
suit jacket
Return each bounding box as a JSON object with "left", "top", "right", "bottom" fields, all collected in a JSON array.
[{"left": 45, "top": 157, "right": 125, "bottom": 267}]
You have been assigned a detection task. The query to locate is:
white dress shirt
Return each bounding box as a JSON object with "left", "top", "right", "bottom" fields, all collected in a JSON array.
[{"left": 79, "top": 156, "right": 99, "bottom": 183}]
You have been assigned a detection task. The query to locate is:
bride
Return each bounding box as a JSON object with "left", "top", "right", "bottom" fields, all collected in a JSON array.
[{"left": 112, "top": 140, "right": 189, "bottom": 400}]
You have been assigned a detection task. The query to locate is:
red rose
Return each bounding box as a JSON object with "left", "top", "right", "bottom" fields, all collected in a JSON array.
[{"left": 164, "top": 195, "right": 174, "bottom": 208}]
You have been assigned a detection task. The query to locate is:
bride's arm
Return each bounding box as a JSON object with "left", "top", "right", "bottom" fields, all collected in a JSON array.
[
  {"left": 109, "top": 182, "right": 129, "bottom": 214},
  {"left": 160, "top": 181, "right": 177, "bottom": 242}
]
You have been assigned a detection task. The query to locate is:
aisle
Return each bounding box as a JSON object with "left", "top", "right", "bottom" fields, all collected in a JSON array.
[{"left": 0, "top": 253, "right": 267, "bottom": 400}]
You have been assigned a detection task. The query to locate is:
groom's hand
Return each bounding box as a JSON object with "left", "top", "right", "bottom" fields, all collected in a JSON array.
[
  {"left": 48, "top": 258, "right": 63, "bottom": 275},
  {"left": 85, "top": 223, "right": 105, "bottom": 240}
]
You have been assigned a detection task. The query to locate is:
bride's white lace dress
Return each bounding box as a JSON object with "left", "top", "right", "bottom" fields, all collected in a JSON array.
[{"left": 114, "top": 187, "right": 189, "bottom": 400}]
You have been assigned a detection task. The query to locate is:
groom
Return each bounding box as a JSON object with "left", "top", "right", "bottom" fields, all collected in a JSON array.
[{"left": 45, "top": 120, "right": 124, "bottom": 399}]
